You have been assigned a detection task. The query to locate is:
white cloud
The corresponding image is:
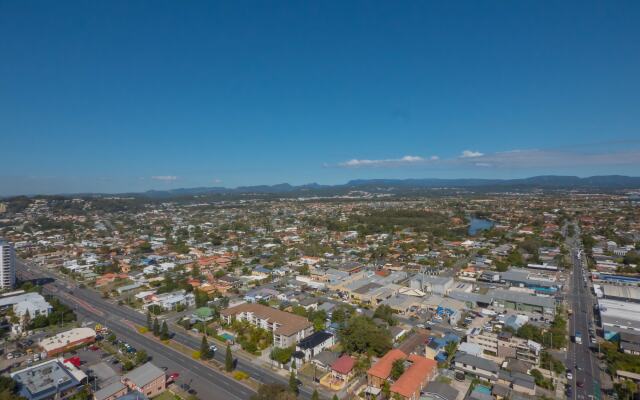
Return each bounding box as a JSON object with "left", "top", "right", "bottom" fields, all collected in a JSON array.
[
  {"left": 338, "top": 155, "right": 441, "bottom": 168},
  {"left": 212, "top": 178, "right": 223, "bottom": 184},
  {"left": 335, "top": 148, "right": 640, "bottom": 170},
  {"left": 460, "top": 150, "right": 484, "bottom": 158},
  {"left": 151, "top": 175, "right": 178, "bottom": 181},
  {"left": 456, "top": 148, "right": 640, "bottom": 168}
]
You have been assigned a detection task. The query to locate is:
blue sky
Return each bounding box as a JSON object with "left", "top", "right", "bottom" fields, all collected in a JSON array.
[{"left": 1, "top": 1, "right": 640, "bottom": 195}]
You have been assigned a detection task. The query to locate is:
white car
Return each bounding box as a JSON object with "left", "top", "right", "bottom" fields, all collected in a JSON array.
[{"left": 567, "top": 372, "right": 573, "bottom": 380}]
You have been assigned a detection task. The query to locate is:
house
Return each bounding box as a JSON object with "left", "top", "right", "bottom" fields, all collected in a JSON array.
[
  {"left": 330, "top": 355, "right": 356, "bottom": 384},
  {"left": 497, "top": 370, "right": 536, "bottom": 396},
  {"left": 453, "top": 352, "right": 499, "bottom": 382},
  {"left": 397, "top": 330, "right": 429, "bottom": 355},
  {"left": 420, "top": 381, "right": 459, "bottom": 400},
  {"left": 390, "top": 326, "right": 408, "bottom": 343},
  {"left": 144, "top": 290, "right": 195, "bottom": 311},
  {"left": 221, "top": 303, "right": 313, "bottom": 347},
  {"left": 253, "top": 265, "right": 272, "bottom": 277},
  {"left": 121, "top": 363, "right": 166, "bottom": 398},
  {"left": 295, "top": 331, "right": 335, "bottom": 362},
  {"left": 311, "top": 350, "right": 340, "bottom": 371},
  {"left": 116, "top": 283, "right": 143, "bottom": 295},
  {"left": 244, "top": 288, "right": 279, "bottom": 303}
]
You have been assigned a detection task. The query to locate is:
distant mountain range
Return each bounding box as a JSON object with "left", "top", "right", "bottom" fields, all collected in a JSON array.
[{"left": 135, "top": 175, "right": 640, "bottom": 198}]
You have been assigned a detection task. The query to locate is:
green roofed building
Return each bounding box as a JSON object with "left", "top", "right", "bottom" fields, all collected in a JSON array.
[{"left": 192, "top": 307, "right": 214, "bottom": 322}]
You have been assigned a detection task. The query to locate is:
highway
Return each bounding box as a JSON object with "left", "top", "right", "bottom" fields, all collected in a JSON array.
[
  {"left": 566, "top": 226, "right": 602, "bottom": 400},
  {"left": 16, "top": 259, "right": 316, "bottom": 400}
]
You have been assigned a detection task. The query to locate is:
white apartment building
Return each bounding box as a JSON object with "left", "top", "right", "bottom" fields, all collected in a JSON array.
[
  {"left": 0, "top": 239, "right": 16, "bottom": 290},
  {"left": 466, "top": 329, "right": 541, "bottom": 365}
]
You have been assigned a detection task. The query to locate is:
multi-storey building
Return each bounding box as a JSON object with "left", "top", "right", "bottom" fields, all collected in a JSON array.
[
  {"left": 221, "top": 303, "right": 313, "bottom": 347},
  {"left": 466, "top": 329, "right": 541, "bottom": 365},
  {"left": 0, "top": 239, "right": 16, "bottom": 290}
]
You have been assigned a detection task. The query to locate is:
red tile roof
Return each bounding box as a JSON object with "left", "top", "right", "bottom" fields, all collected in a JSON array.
[
  {"left": 367, "top": 349, "right": 407, "bottom": 380},
  {"left": 331, "top": 355, "right": 355, "bottom": 375},
  {"left": 390, "top": 355, "right": 437, "bottom": 399}
]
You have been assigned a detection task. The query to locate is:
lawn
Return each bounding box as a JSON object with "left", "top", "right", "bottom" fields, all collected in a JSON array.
[{"left": 153, "top": 390, "right": 181, "bottom": 400}]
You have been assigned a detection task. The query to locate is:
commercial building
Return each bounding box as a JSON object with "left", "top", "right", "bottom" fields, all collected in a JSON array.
[
  {"left": 409, "top": 275, "right": 453, "bottom": 296},
  {"left": 0, "top": 238, "right": 16, "bottom": 290},
  {"left": 39, "top": 327, "right": 96, "bottom": 356},
  {"left": 11, "top": 360, "right": 82, "bottom": 400},
  {"left": 499, "top": 269, "right": 558, "bottom": 294},
  {"left": 221, "top": 303, "right": 313, "bottom": 347},
  {"left": 491, "top": 289, "right": 556, "bottom": 316},
  {"left": 619, "top": 332, "right": 640, "bottom": 355},
  {"left": 598, "top": 298, "right": 640, "bottom": 339},
  {"left": 93, "top": 381, "right": 128, "bottom": 400},
  {"left": 121, "top": 363, "right": 166, "bottom": 398},
  {"left": 600, "top": 285, "right": 640, "bottom": 304}
]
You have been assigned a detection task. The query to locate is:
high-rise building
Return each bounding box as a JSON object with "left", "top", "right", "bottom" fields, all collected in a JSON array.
[{"left": 0, "top": 239, "right": 16, "bottom": 290}]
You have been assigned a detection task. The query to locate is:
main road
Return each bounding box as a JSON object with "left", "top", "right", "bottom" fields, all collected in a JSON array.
[
  {"left": 17, "top": 259, "right": 316, "bottom": 400},
  {"left": 565, "top": 226, "right": 602, "bottom": 400}
]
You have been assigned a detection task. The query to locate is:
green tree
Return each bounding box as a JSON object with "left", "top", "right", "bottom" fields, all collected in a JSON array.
[
  {"left": 311, "top": 389, "right": 319, "bottom": 400},
  {"left": 160, "top": 320, "right": 169, "bottom": 340},
  {"left": 153, "top": 317, "right": 160, "bottom": 336},
  {"left": 391, "top": 359, "right": 405, "bottom": 380},
  {"left": 200, "top": 336, "right": 209, "bottom": 360},
  {"left": 270, "top": 346, "right": 295, "bottom": 365},
  {"left": 381, "top": 381, "right": 390, "bottom": 399},
  {"left": 373, "top": 305, "right": 396, "bottom": 326},
  {"left": 339, "top": 315, "right": 392, "bottom": 356},
  {"left": 146, "top": 311, "right": 152, "bottom": 330},
  {"left": 444, "top": 341, "right": 458, "bottom": 365},
  {"left": 225, "top": 344, "right": 234, "bottom": 372},
  {"left": 288, "top": 371, "right": 298, "bottom": 396},
  {"left": 135, "top": 350, "right": 148, "bottom": 365}
]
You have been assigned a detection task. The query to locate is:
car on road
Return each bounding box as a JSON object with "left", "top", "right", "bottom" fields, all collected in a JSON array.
[{"left": 566, "top": 372, "right": 573, "bottom": 380}]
